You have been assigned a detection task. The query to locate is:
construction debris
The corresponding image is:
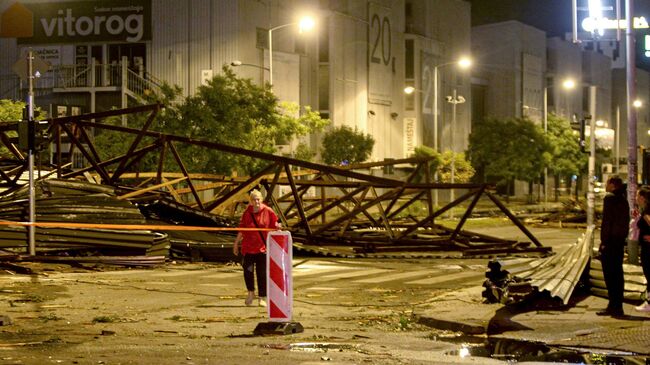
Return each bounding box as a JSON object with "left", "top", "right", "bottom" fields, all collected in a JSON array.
[
  {"left": 0, "top": 105, "right": 551, "bottom": 264},
  {"left": 483, "top": 227, "right": 593, "bottom": 305}
]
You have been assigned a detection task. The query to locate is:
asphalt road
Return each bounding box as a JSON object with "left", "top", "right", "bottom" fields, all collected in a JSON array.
[{"left": 0, "top": 226, "right": 587, "bottom": 364}]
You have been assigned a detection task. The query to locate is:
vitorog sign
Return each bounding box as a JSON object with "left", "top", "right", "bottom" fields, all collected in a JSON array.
[{"left": 1, "top": 0, "right": 151, "bottom": 44}]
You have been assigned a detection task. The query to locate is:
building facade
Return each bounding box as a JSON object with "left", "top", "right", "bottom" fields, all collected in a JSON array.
[{"left": 0, "top": 0, "right": 473, "bottom": 165}]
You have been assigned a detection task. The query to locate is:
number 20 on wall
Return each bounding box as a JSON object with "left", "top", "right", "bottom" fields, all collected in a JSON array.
[{"left": 370, "top": 14, "right": 391, "bottom": 66}]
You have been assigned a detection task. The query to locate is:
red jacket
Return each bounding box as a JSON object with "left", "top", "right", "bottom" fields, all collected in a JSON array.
[{"left": 238, "top": 203, "right": 278, "bottom": 254}]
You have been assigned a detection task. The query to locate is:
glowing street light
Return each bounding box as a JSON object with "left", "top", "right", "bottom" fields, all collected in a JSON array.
[
  {"left": 268, "top": 15, "right": 315, "bottom": 86},
  {"left": 543, "top": 77, "right": 576, "bottom": 204},
  {"left": 432, "top": 56, "right": 471, "bottom": 152}
]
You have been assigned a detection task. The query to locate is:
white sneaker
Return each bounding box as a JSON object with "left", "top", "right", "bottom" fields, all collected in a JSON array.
[
  {"left": 245, "top": 292, "right": 255, "bottom": 306},
  {"left": 258, "top": 297, "right": 267, "bottom": 307},
  {"left": 634, "top": 301, "right": 650, "bottom": 312}
]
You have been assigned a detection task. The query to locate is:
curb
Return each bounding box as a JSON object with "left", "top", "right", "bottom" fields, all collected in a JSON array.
[{"left": 415, "top": 314, "right": 486, "bottom": 335}]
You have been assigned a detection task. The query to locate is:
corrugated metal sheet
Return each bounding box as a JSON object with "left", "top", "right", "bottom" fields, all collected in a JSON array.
[
  {"left": 487, "top": 227, "right": 593, "bottom": 304},
  {"left": 590, "top": 257, "right": 647, "bottom": 302}
]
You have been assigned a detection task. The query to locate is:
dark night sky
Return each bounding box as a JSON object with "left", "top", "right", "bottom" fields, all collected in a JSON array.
[
  {"left": 469, "top": 0, "right": 650, "bottom": 37},
  {"left": 468, "top": 0, "right": 650, "bottom": 69}
]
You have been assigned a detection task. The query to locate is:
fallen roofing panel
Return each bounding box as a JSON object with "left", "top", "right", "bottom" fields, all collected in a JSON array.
[{"left": 484, "top": 227, "right": 593, "bottom": 305}]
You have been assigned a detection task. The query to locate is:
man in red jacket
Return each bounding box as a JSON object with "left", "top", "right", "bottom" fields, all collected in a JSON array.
[{"left": 232, "top": 190, "right": 280, "bottom": 307}]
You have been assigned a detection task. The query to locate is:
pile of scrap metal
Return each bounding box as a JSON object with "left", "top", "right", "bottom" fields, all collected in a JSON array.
[
  {"left": 483, "top": 228, "right": 593, "bottom": 305},
  {"left": 0, "top": 105, "right": 552, "bottom": 262},
  {"left": 589, "top": 257, "right": 646, "bottom": 302},
  {"left": 0, "top": 179, "right": 169, "bottom": 267},
  {"left": 534, "top": 199, "right": 587, "bottom": 227}
]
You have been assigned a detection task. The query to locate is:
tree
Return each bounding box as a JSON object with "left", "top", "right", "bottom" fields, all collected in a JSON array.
[
  {"left": 0, "top": 99, "right": 46, "bottom": 158},
  {"left": 408, "top": 146, "right": 474, "bottom": 183},
  {"left": 437, "top": 150, "right": 475, "bottom": 183},
  {"left": 0, "top": 99, "right": 25, "bottom": 123},
  {"left": 468, "top": 116, "right": 550, "bottom": 198},
  {"left": 94, "top": 66, "right": 328, "bottom": 175},
  {"left": 546, "top": 113, "right": 587, "bottom": 200},
  {"left": 409, "top": 145, "right": 441, "bottom": 182},
  {"left": 320, "top": 125, "right": 374, "bottom": 165}
]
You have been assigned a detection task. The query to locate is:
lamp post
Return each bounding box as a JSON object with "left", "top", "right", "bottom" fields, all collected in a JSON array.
[
  {"left": 542, "top": 77, "right": 575, "bottom": 204},
  {"left": 404, "top": 57, "right": 470, "bottom": 211},
  {"left": 616, "top": 100, "right": 643, "bottom": 175},
  {"left": 446, "top": 89, "right": 466, "bottom": 211},
  {"left": 433, "top": 57, "right": 471, "bottom": 152},
  {"left": 231, "top": 60, "right": 270, "bottom": 71},
  {"left": 268, "top": 16, "right": 315, "bottom": 86},
  {"left": 587, "top": 85, "right": 597, "bottom": 229}
]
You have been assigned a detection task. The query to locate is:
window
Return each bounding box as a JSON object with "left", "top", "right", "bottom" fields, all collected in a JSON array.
[
  {"left": 256, "top": 28, "right": 268, "bottom": 49},
  {"left": 405, "top": 39, "right": 414, "bottom": 79},
  {"left": 318, "top": 18, "right": 329, "bottom": 62}
]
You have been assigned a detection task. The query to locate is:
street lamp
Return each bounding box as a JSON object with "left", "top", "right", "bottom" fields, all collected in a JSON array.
[
  {"left": 268, "top": 16, "right": 315, "bottom": 86},
  {"left": 230, "top": 60, "right": 270, "bottom": 71},
  {"left": 446, "top": 89, "right": 466, "bottom": 211},
  {"left": 542, "top": 77, "right": 575, "bottom": 204},
  {"left": 433, "top": 57, "right": 471, "bottom": 152}
]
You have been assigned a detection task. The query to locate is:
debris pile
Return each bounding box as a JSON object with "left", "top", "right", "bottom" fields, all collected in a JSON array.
[
  {"left": 0, "top": 179, "right": 169, "bottom": 265},
  {"left": 483, "top": 228, "right": 593, "bottom": 305}
]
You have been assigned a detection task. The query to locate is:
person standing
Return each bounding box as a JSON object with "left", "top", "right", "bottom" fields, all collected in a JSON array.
[
  {"left": 232, "top": 190, "right": 280, "bottom": 307},
  {"left": 597, "top": 175, "right": 629, "bottom": 317},
  {"left": 634, "top": 186, "right": 650, "bottom": 312}
]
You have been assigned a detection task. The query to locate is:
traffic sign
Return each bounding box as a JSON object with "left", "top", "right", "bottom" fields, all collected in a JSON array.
[{"left": 12, "top": 53, "right": 51, "bottom": 81}]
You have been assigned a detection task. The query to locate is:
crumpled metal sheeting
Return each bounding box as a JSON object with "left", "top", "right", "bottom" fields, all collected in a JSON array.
[
  {"left": 486, "top": 228, "right": 593, "bottom": 305},
  {"left": 0, "top": 225, "right": 168, "bottom": 252},
  {"left": 6, "top": 178, "right": 117, "bottom": 198},
  {"left": 589, "top": 258, "right": 647, "bottom": 301},
  {"left": 21, "top": 255, "right": 166, "bottom": 267},
  {"left": 0, "top": 179, "right": 167, "bottom": 257}
]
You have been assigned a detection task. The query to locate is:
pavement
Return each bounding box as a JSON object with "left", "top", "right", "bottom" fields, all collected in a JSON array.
[
  {"left": 2, "top": 224, "right": 650, "bottom": 364},
  {"left": 414, "top": 282, "right": 650, "bottom": 359}
]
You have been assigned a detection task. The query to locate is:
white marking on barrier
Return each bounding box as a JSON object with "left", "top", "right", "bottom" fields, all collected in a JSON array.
[{"left": 266, "top": 231, "right": 293, "bottom": 322}]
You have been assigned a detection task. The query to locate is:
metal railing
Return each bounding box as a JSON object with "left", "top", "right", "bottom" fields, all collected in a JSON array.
[{"left": 8, "top": 58, "right": 161, "bottom": 101}]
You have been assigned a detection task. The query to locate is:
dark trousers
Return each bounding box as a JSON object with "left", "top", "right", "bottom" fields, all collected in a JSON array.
[
  {"left": 601, "top": 242, "right": 625, "bottom": 310},
  {"left": 641, "top": 242, "right": 650, "bottom": 293},
  {"left": 242, "top": 253, "right": 267, "bottom": 297}
]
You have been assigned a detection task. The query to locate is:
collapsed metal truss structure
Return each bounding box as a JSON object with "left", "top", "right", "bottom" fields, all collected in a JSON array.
[{"left": 0, "top": 104, "right": 549, "bottom": 256}]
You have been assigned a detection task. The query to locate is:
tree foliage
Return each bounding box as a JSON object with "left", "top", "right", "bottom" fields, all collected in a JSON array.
[
  {"left": 0, "top": 99, "right": 46, "bottom": 123},
  {"left": 546, "top": 113, "right": 587, "bottom": 178},
  {"left": 468, "top": 116, "right": 550, "bottom": 184},
  {"left": 0, "top": 99, "right": 25, "bottom": 123},
  {"left": 94, "top": 66, "right": 328, "bottom": 175},
  {"left": 409, "top": 145, "right": 441, "bottom": 182},
  {"left": 408, "top": 146, "right": 474, "bottom": 183},
  {"left": 437, "top": 150, "right": 475, "bottom": 183},
  {"left": 320, "top": 125, "right": 375, "bottom": 165},
  {"left": 0, "top": 99, "right": 47, "bottom": 158}
]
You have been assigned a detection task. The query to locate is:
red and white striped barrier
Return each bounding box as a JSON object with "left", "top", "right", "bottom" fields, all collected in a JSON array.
[{"left": 266, "top": 231, "right": 293, "bottom": 322}]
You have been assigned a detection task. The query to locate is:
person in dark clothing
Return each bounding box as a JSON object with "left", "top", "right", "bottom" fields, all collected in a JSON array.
[{"left": 597, "top": 175, "right": 629, "bottom": 317}]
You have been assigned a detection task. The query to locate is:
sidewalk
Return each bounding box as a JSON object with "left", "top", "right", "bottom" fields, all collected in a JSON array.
[{"left": 414, "top": 286, "right": 650, "bottom": 356}]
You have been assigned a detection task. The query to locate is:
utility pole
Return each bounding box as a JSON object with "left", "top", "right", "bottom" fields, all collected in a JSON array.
[
  {"left": 626, "top": 0, "right": 639, "bottom": 264},
  {"left": 27, "top": 50, "right": 36, "bottom": 256},
  {"left": 587, "top": 86, "right": 597, "bottom": 232}
]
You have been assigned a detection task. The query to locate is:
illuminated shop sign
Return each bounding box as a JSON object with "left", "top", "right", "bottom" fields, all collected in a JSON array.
[
  {"left": 575, "top": 0, "right": 650, "bottom": 60},
  {"left": 581, "top": 15, "right": 649, "bottom": 33},
  {"left": 0, "top": 0, "right": 151, "bottom": 44}
]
